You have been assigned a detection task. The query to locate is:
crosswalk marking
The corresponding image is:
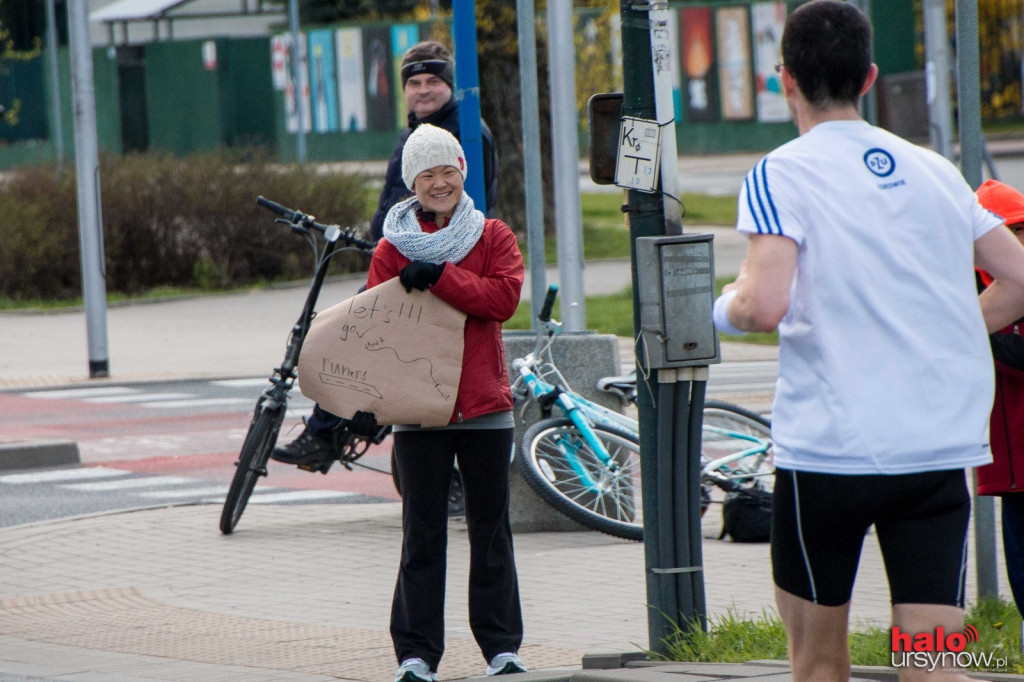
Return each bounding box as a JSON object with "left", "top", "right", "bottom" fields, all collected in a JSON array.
[
  {"left": 63, "top": 476, "right": 197, "bottom": 491},
  {"left": 0, "top": 466, "right": 360, "bottom": 506},
  {"left": 14, "top": 380, "right": 319, "bottom": 413},
  {"left": 707, "top": 382, "right": 777, "bottom": 394},
  {"left": 211, "top": 378, "right": 272, "bottom": 388},
  {"left": 136, "top": 485, "right": 253, "bottom": 499},
  {"left": 224, "top": 489, "right": 355, "bottom": 504},
  {"left": 139, "top": 398, "right": 254, "bottom": 409},
  {"left": 0, "top": 466, "right": 130, "bottom": 484},
  {"left": 20, "top": 386, "right": 137, "bottom": 399},
  {"left": 85, "top": 392, "right": 194, "bottom": 404}
]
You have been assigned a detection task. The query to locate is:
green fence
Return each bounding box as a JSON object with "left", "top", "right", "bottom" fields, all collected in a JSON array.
[{"left": 0, "top": 0, "right": 927, "bottom": 170}]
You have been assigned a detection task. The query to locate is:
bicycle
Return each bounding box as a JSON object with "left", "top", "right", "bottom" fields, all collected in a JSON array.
[
  {"left": 219, "top": 197, "right": 390, "bottom": 535},
  {"left": 510, "top": 285, "right": 774, "bottom": 542}
]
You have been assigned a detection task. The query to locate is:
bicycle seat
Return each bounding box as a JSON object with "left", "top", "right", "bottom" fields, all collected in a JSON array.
[{"left": 596, "top": 371, "right": 637, "bottom": 403}]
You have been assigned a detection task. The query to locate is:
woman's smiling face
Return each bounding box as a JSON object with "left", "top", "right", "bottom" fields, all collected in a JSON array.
[{"left": 413, "top": 165, "right": 464, "bottom": 221}]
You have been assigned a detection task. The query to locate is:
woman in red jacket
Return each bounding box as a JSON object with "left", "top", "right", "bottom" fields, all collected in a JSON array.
[
  {"left": 975, "top": 178, "right": 1024, "bottom": 617},
  {"left": 351, "top": 124, "right": 526, "bottom": 682}
]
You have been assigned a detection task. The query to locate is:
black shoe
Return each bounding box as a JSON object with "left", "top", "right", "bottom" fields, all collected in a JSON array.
[{"left": 271, "top": 427, "right": 334, "bottom": 465}]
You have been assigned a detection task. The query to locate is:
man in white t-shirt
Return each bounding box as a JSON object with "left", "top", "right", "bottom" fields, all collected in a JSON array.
[{"left": 712, "top": 2, "right": 1024, "bottom": 680}]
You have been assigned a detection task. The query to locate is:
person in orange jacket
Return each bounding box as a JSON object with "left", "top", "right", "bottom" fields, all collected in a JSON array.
[{"left": 975, "top": 178, "right": 1024, "bottom": 616}]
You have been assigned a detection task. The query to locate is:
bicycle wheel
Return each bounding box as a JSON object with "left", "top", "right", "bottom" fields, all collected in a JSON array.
[
  {"left": 220, "top": 400, "right": 286, "bottom": 534},
  {"left": 701, "top": 400, "right": 774, "bottom": 494},
  {"left": 519, "top": 417, "right": 642, "bottom": 541}
]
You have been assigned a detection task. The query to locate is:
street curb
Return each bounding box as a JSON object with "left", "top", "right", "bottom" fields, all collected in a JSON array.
[{"left": 0, "top": 440, "right": 80, "bottom": 471}]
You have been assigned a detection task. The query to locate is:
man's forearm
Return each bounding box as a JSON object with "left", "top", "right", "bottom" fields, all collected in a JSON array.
[{"left": 980, "top": 281, "right": 1024, "bottom": 333}]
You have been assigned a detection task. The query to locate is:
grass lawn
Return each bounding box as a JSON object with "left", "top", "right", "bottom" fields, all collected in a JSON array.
[
  {"left": 504, "top": 278, "right": 778, "bottom": 347},
  {"left": 658, "top": 597, "right": 1023, "bottom": 675},
  {"left": 537, "top": 191, "right": 738, "bottom": 264}
]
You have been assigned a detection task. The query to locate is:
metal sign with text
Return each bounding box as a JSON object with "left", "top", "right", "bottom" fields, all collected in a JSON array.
[{"left": 615, "top": 116, "right": 662, "bottom": 193}]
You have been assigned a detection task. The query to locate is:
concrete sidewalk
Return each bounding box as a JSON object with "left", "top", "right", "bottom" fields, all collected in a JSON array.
[{"left": 0, "top": 499, "right": 1010, "bottom": 681}]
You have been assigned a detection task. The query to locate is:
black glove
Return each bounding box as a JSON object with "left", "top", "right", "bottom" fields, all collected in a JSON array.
[
  {"left": 399, "top": 261, "right": 445, "bottom": 292},
  {"left": 348, "top": 410, "right": 380, "bottom": 437}
]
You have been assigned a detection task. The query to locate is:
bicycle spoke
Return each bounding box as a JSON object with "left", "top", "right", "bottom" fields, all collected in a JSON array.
[{"left": 519, "top": 418, "right": 642, "bottom": 541}]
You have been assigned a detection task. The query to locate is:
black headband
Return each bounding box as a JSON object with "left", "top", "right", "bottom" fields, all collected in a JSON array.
[{"left": 401, "top": 59, "right": 454, "bottom": 88}]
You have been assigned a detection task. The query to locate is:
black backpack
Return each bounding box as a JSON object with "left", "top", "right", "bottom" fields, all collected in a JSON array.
[{"left": 720, "top": 486, "right": 772, "bottom": 542}]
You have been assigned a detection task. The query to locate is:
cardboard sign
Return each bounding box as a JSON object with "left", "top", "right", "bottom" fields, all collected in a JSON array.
[{"left": 297, "top": 278, "right": 467, "bottom": 427}]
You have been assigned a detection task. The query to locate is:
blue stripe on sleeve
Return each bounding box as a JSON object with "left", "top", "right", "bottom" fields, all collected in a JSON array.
[
  {"left": 750, "top": 160, "right": 776, "bottom": 234},
  {"left": 759, "top": 159, "right": 784, "bottom": 236},
  {"left": 744, "top": 174, "right": 765, "bottom": 234}
]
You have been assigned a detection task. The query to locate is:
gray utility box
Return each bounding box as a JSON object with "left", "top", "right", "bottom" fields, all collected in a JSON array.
[{"left": 636, "top": 234, "right": 720, "bottom": 369}]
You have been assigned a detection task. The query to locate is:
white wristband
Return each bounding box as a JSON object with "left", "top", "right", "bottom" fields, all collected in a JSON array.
[{"left": 712, "top": 289, "right": 746, "bottom": 336}]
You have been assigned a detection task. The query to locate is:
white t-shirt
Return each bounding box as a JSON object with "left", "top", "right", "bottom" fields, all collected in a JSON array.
[{"left": 737, "top": 120, "right": 1003, "bottom": 474}]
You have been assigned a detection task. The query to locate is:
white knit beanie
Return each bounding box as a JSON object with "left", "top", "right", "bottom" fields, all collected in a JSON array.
[{"left": 401, "top": 124, "right": 468, "bottom": 190}]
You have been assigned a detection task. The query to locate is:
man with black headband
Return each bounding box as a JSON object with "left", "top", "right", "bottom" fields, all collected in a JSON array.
[
  {"left": 369, "top": 40, "right": 498, "bottom": 242},
  {"left": 272, "top": 41, "right": 498, "bottom": 480}
]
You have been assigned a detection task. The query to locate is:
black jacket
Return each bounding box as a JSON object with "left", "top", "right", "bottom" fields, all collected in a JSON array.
[{"left": 369, "top": 97, "right": 498, "bottom": 241}]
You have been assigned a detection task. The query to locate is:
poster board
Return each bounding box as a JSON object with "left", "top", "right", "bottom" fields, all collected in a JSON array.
[
  {"left": 751, "top": 2, "right": 790, "bottom": 123},
  {"left": 298, "top": 279, "right": 467, "bottom": 428},
  {"left": 681, "top": 6, "right": 718, "bottom": 122},
  {"left": 716, "top": 6, "right": 754, "bottom": 121}
]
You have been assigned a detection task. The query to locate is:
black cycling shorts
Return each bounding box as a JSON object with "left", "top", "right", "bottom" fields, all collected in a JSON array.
[{"left": 771, "top": 467, "right": 969, "bottom": 608}]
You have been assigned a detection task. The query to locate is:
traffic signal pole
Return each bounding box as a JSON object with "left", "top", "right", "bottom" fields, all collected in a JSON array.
[{"left": 620, "top": 0, "right": 706, "bottom": 654}]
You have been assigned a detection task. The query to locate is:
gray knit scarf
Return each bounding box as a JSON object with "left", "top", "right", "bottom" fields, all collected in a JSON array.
[{"left": 382, "top": 192, "right": 485, "bottom": 264}]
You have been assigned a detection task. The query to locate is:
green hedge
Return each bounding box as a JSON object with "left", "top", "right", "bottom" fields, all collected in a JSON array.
[{"left": 0, "top": 150, "right": 374, "bottom": 302}]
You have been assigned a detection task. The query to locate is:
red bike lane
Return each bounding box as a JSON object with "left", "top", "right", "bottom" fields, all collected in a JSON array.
[{"left": 0, "top": 392, "right": 401, "bottom": 502}]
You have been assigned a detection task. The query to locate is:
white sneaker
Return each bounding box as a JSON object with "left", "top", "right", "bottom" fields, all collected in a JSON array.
[
  {"left": 395, "top": 657, "right": 437, "bottom": 682},
  {"left": 486, "top": 652, "right": 527, "bottom": 676}
]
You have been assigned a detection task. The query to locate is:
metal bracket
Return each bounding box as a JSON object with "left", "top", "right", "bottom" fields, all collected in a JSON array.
[{"left": 650, "top": 565, "right": 703, "bottom": 574}]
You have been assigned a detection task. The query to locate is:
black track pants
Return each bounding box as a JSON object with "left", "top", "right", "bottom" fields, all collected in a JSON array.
[{"left": 390, "top": 427, "right": 523, "bottom": 671}]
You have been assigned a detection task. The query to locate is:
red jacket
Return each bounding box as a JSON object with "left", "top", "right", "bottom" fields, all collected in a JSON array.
[
  {"left": 977, "top": 325, "right": 1024, "bottom": 495},
  {"left": 976, "top": 270, "right": 1024, "bottom": 494},
  {"left": 366, "top": 215, "right": 524, "bottom": 424}
]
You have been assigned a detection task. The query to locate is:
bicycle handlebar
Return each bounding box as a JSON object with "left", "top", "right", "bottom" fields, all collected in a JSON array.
[
  {"left": 539, "top": 284, "right": 559, "bottom": 322},
  {"left": 256, "top": 195, "right": 376, "bottom": 251}
]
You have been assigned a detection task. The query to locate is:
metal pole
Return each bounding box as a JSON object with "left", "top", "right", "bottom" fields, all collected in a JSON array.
[
  {"left": 287, "top": 0, "right": 306, "bottom": 163},
  {"left": 956, "top": 1, "right": 983, "bottom": 189},
  {"left": 67, "top": 0, "right": 109, "bottom": 378},
  {"left": 516, "top": 0, "right": 548, "bottom": 326},
  {"left": 45, "top": 0, "right": 64, "bottom": 167},
  {"left": 955, "top": 0, "right": 998, "bottom": 599},
  {"left": 923, "top": 0, "right": 954, "bottom": 160},
  {"left": 621, "top": 0, "right": 701, "bottom": 654},
  {"left": 648, "top": 2, "right": 682, "bottom": 235},
  {"left": 452, "top": 0, "right": 486, "bottom": 211},
  {"left": 547, "top": 0, "right": 586, "bottom": 332},
  {"left": 850, "top": 0, "right": 876, "bottom": 124}
]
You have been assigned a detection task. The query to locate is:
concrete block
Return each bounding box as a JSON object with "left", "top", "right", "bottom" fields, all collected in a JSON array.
[
  {"left": 0, "top": 440, "right": 80, "bottom": 471},
  {"left": 568, "top": 667, "right": 715, "bottom": 681},
  {"left": 503, "top": 331, "right": 625, "bottom": 534},
  {"left": 582, "top": 652, "right": 650, "bottom": 670}
]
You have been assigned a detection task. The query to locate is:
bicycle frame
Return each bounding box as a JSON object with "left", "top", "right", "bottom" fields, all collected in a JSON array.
[
  {"left": 220, "top": 197, "right": 380, "bottom": 534},
  {"left": 510, "top": 288, "right": 772, "bottom": 489}
]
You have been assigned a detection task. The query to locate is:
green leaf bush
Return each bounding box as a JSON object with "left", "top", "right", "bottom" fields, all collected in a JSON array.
[{"left": 0, "top": 150, "right": 373, "bottom": 302}]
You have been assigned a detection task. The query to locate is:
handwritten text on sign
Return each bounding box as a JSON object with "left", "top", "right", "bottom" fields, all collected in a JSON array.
[
  {"left": 615, "top": 116, "right": 662, "bottom": 193},
  {"left": 298, "top": 278, "right": 467, "bottom": 427}
]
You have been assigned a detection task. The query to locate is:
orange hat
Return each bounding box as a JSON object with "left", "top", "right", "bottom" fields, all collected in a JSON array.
[{"left": 976, "top": 179, "right": 1024, "bottom": 225}]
